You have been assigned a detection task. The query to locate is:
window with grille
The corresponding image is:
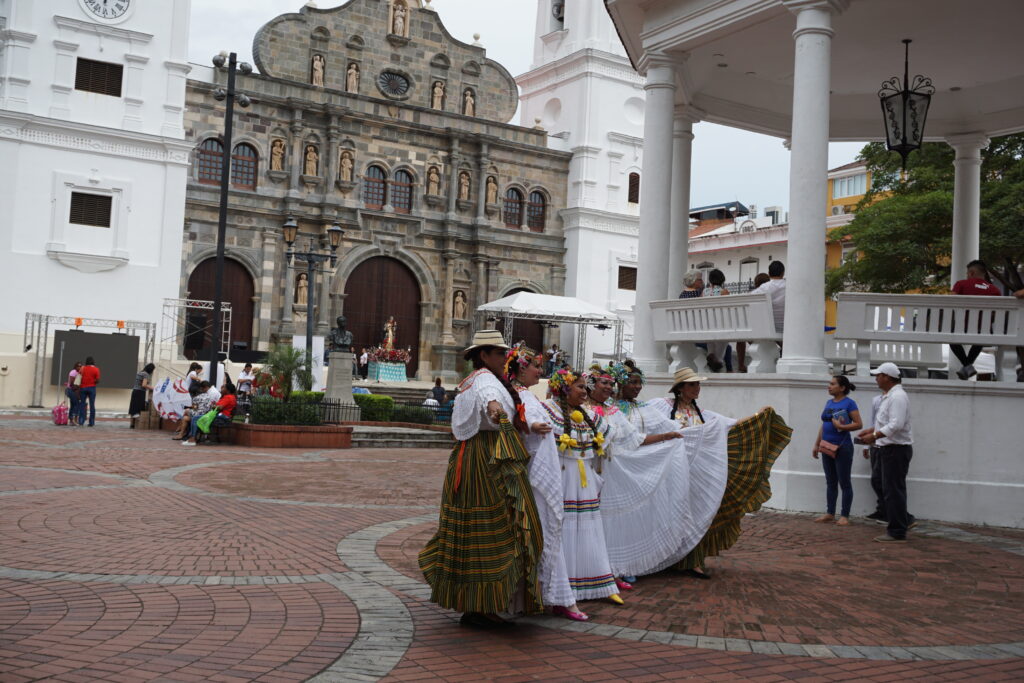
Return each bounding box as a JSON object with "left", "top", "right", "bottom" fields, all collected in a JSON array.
[
  {"left": 627, "top": 172, "right": 641, "bottom": 204},
  {"left": 363, "top": 165, "right": 387, "bottom": 209},
  {"left": 74, "top": 58, "right": 123, "bottom": 97},
  {"left": 617, "top": 266, "right": 637, "bottom": 291},
  {"left": 526, "top": 191, "right": 546, "bottom": 232},
  {"left": 392, "top": 169, "right": 413, "bottom": 213},
  {"left": 503, "top": 188, "right": 523, "bottom": 228},
  {"left": 196, "top": 139, "right": 223, "bottom": 185},
  {"left": 231, "top": 143, "right": 258, "bottom": 190},
  {"left": 69, "top": 192, "right": 113, "bottom": 228}
]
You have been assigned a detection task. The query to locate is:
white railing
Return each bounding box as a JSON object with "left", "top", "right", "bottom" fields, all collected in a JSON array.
[
  {"left": 825, "top": 339, "right": 943, "bottom": 371},
  {"left": 834, "top": 292, "right": 1024, "bottom": 380}
]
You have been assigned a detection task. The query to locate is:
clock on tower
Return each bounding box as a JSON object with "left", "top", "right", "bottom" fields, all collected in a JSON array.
[{"left": 80, "top": 0, "right": 134, "bottom": 23}]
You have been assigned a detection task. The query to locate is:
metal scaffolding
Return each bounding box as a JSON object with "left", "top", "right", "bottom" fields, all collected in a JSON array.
[{"left": 159, "top": 298, "right": 232, "bottom": 364}]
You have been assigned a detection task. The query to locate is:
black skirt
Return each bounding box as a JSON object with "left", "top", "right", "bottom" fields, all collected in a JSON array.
[{"left": 128, "top": 389, "right": 148, "bottom": 417}]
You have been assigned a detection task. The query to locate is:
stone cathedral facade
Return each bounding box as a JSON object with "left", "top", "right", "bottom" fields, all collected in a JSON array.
[{"left": 182, "top": 0, "right": 570, "bottom": 379}]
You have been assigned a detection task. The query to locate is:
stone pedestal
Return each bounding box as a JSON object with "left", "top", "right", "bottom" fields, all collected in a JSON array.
[
  {"left": 433, "top": 343, "right": 462, "bottom": 383},
  {"left": 325, "top": 351, "right": 356, "bottom": 404}
]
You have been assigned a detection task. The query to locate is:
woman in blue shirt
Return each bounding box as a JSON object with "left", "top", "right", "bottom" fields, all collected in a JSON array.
[{"left": 812, "top": 376, "right": 862, "bottom": 526}]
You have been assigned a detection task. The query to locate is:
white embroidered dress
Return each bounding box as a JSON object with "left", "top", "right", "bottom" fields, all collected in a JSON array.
[{"left": 451, "top": 369, "right": 515, "bottom": 441}]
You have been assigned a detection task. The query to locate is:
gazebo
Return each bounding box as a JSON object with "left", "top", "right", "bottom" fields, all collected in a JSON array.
[{"left": 477, "top": 292, "right": 624, "bottom": 366}]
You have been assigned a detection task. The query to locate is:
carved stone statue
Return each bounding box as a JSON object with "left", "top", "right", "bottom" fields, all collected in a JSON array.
[
  {"left": 458, "top": 171, "right": 470, "bottom": 201},
  {"left": 427, "top": 166, "right": 440, "bottom": 195},
  {"left": 304, "top": 145, "right": 319, "bottom": 176},
  {"left": 328, "top": 315, "right": 354, "bottom": 352},
  {"left": 453, "top": 290, "right": 468, "bottom": 320},
  {"left": 486, "top": 176, "right": 498, "bottom": 204},
  {"left": 392, "top": 2, "right": 407, "bottom": 36},
  {"left": 463, "top": 89, "right": 475, "bottom": 117},
  {"left": 383, "top": 316, "right": 397, "bottom": 350},
  {"left": 339, "top": 151, "right": 354, "bottom": 182},
  {"left": 295, "top": 272, "right": 309, "bottom": 306},
  {"left": 311, "top": 54, "right": 325, "bottom": 87},
  {"left": 270, "top": 139, "right": 285, "bottom": 172},
  {"left": 431, "top": 81, "right": 445, "bottom": 109},
  {"left": 346, "top": 63, "right": 359, "bottom": 93}
]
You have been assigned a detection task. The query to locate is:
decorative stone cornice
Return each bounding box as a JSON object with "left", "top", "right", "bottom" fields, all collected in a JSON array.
[
  {"left": 53, "top": 15, "right": 153, "bottom": 43},
  {"left": 946, "top": 132, "right": 991, "bottom": 154}
]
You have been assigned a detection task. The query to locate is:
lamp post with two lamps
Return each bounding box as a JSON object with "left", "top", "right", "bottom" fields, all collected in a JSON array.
[
  {"left": 206, "top": 51, "right": 253, "bottom": 383},
  {"left": 281, "top": 217, "right": 344, "bottom": 377}
]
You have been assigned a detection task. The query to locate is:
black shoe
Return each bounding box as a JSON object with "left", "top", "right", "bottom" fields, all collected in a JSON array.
[
  {"left": 956, "top": 364, "right": 977, "bottom": 380},
  {"left": 459, "top": 612, "right": 514, "bottom": 629},
  {"left": 681, "top": 568, "right": 712, "bottom": 580},
  {"left": 707, "top": 356, "right": 724, "bottom": 372},
  {"left": 865, "top": 511, "right": 886, "bottom": 521}
]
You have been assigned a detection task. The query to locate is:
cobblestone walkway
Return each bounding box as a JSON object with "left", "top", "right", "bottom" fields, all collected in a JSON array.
[{"left": 1, "top": 417, "right": 1022, "bottom": 682}]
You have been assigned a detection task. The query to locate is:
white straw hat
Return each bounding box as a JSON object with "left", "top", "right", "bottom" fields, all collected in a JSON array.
[{"left": 462, "top": 329, "right": 510, "bottom": 359}]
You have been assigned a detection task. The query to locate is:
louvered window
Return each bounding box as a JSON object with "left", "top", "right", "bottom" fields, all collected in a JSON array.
[
  {"left": 69, "top": 192, "right": 113, "bottom": 227},
  {"left": 75, "top": 58, "right": 123, "bottom": 97},
  {"left": 617, "top": 266, "right": 637, "bottom": 291},
  {"left": 627, "top": 173, "right": 640, "bottom": 204}
]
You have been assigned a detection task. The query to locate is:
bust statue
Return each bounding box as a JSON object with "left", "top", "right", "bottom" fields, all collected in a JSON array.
[{"left": 328, "top": 315, "right": 354, "bottom": 352}]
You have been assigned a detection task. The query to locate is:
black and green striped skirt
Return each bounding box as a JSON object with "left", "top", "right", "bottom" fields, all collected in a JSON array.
[{"left": 418, "top": 417, "right": 543, "bottom": 614}]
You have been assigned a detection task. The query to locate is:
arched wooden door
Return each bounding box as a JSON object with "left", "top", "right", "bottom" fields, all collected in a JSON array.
[
  {"left": 497, "top": 288, "right": 545, "bottom": 353},
  {"left": 186, "top": 258, "right": 255, "bottom": 360},
  {"left": 344, "top": 256, "right": 422, "bottom": 376}
]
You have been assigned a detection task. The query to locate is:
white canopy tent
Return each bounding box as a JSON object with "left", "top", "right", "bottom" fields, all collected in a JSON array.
[{"left": 477, "top": 292, "right": 624, "bottom": 367}]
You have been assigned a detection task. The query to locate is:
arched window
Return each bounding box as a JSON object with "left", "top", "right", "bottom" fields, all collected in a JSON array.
[
  {"left": 503, "top": 188, "right": 523, "bottom": 228},
  {"left": 196, "top": 138, "right": 223, "bottom": 185},
  {"left": 363, "top": 165, "right": 387, "bottom": 209},
  {"left": 231, "top": 143, "right": 258, "bottom": 190},
  {"left": 391, "top": 169, "right": 413, "bottom": 213},
  {"left": 627, "top": 172, "right": 640, "bottom": 204},
  {"left": 526, "top": 191, "right": 546, "bottom": 232}
]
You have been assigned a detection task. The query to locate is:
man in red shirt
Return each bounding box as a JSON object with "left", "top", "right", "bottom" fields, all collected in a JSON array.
[
  {"left": 78, "top": 356, "right": 101, "bottom": 426},
  {"left": 950, "top": 260, "right": 1002, "bottom": 380}
]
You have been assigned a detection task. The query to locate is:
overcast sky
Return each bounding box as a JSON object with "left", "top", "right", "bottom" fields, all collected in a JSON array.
[{"left": 189, "top": 0, "right": 864, "bottom": 215}]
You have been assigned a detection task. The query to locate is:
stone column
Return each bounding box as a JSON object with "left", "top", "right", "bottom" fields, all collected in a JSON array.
[
  {"left": 327, "top": 116, "right": 341, "bottom": 187},
  {"left": 289, "top": 114, "right": 304, "bottom": 193},
  {"left": 446, "top": 138, "right": 461, "bottom": 218},
  {"left": 667, "top": 105, "right": 700, "bottom": 297},
  {"left": 50, "top": 40, "right": 78, "bottom": 119},
  {"left": 473, "top": 255, "right": 488, "bottom": 329},
  {"left": 776, "top": 0, "right": 845, "bottom": 376},
  {"left": 441, "top": 250, "right": 457, "bottom": 344},
  {"left": 257, "top": 229, "right": 278, "bottom": 349},
  {"left": 475, "top": 142, "right": 490, "bottom": 224},
  {"left": 121, "top": 53, "right": 149, "bottom": 131},
  {"left": 631, "top": 55, "right": 676, "bottom": 373},
  {"left": 947, "top": 133, "right": 990, "bottom": 282},
  {"left": 317, "top": 231, "right": 333, "bottom": 332}
]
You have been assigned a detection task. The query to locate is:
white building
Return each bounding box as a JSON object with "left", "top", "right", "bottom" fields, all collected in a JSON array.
[
  {"left": 0, "top": 0, "right": 193, "bottom": 407},
  {"left": 517, "top": 0, "right": 647, "bottom": 362}
]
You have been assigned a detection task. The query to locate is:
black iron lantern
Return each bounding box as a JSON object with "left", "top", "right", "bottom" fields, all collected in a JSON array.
[{"left": 878, "top": 39, "right": 934, "bottom": 168}]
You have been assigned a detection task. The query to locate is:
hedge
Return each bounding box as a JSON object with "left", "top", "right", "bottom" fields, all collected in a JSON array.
[
  {"left": 353, "top": 393, "right": 394, "bottom": 422},
  {"left": 250, "top": 396, "right": 323, "bottom": 426},
  {"left": 290, "top": 391, "right": 325, "bottom": 402},
  {"left": 391, "top": 404, "right": 435, "bottom": 425}
]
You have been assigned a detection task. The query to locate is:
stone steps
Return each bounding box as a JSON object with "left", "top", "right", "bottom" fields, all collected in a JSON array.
[
  {"left": 354, "top": 383, "right": 437, "bottom": 405},
  {"left": 350, "top": 425, "right": 454, "bottom": 450}
]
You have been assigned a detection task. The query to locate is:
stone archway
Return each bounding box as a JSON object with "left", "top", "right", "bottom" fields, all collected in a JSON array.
[
  {"left": 344, "top": 256, "right": 422, "bottom": 376},
  {"left": 186, "top": 258, "right": 255, "bottom": 360}
]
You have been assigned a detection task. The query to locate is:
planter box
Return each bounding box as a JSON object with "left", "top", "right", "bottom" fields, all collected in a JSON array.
[{"left": 232, "top": 423, "right": 353, "bottom": 449}]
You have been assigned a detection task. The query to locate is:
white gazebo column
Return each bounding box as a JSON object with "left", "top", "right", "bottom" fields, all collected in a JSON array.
[
  {"left": 631, "top": 56, "right": 676, "bottom": 372},
  {"left": 777, "top": 0, "right": 846, "bottom": 376},
  {"left": 667, "top": 105, "right": 700, "bottom": 296},
  {"left": 947, "top": 133, "right": 990, "bottom": 281}
]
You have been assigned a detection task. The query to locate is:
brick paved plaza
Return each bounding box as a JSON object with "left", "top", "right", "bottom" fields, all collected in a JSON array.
[{"left": 1, "top": 416, "right": 1022, "bottom": 682}]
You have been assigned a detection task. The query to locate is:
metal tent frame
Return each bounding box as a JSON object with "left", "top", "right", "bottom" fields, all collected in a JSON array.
[{"left": 159, "top": 298, "right": 232, "bottom": 364}]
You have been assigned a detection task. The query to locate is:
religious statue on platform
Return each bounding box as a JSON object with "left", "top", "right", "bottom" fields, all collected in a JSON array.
[
  {"left": 346, "top": 63, "right": 359, "bottom": 93},
  {"left": 304, "top": 145, "right": 319, "bottom": 176},
  {"left": 295, "top": 272, "right": 309, "bottom": 306},
  {"left": 458, "top": 171, "right": 471, "bottom": 201},
  {"left": 328, "top": 315, "right": 354, "bottom": 352},
  {"left": 392, "top": 1, "right": 408, "bottom": 36},
  {"left": 485, "top": 176, "right": 498, "bottom": 204},
  {"left": 432, "top": 81, "right": 445, "bottom": 109},
  {"left": 463, "top": 89, "right": 475, "bottom": 117},
  {"left": 311, "top": 54, "right": 325, "bottom": 87},
  {"left": 453, "top": 290, "right": 468, "bottom": 320},
  {"left": 427, "top": 166, "right": 441, "bottom": 195},
  {"left": 339, "top": 150, "right": 354, "bottom": 182},
  {"left": 383, "top": 316, "right": 397, "bottom": 350},
  {"left": 270, "top": 139, "right": 286, "bottom": 171}
]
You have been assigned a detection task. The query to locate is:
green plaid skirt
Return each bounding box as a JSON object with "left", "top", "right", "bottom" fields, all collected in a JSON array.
[
  {"left": 418, "top": 417, "right": 543, "bottom": 614},
  {"left": 674, "top": 407, "right": 792, "bottom": 571}
]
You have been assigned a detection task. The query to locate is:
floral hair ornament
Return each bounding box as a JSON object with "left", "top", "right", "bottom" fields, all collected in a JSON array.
[
  {"left": 548, "top": 367, "right": 578, "bottom": 397},
  {"left": 607, "top": 361, "right": 644, "bottom": 388},
  {"left": 582, "top": 364, "right": 613, "bottom": 391},
  {"left": 503, "top": 345, "right": 538, "bottom": 382}
]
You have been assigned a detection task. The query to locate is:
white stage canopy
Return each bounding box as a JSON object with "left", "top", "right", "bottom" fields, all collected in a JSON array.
[{"left": 477, "top": 292, "right": 623, "bottom": 366}]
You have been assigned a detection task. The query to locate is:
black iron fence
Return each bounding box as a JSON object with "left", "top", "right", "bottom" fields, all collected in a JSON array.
[
  {"left": 321, "top": 398, "right": 363, "bottom": 423},
  {"left": 249, "top": 396, "right": 361, "bottom": 425}
]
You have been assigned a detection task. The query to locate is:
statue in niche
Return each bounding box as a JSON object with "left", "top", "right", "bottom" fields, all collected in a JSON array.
[
  {"left": 295, "top": 272, "right": 309, "bottom": 306},
  {"left": 392, "top": 2, "right": 407, "bottom": 36},
  {"left": 339, "top": 151, "right": 354, "bottom": 182},
  {"left": 328, "top": 315, "right": 354, "bottom": 352},
  {"left": 304, "top": 145, "right": 319, "bottom": 176},
  {"left": 431, "top": 81, "right": 445, "bottom": 109},
  {"left": 453, "top": 290, "right": 468, "bottom": 320},
  {"left": 486, "top": 176, "right": 498, "bottom": 204},
  {"left": 270, "top": 139, "right": 286, "bottom": 171},
  {"left": 458, "top": 171, "right": 471, "bottom": 201},
  {"left": 463, "top": 89, "right": 475, "bottom": 117},
  {"left": 311, "top": 54, "right": 325, "bottom": 87},
  {"left": 427, "top": 166, "right": 440, "bottom": 195},
  {"left": 346, "top": 63, "right": 359, "bottom": 93}
]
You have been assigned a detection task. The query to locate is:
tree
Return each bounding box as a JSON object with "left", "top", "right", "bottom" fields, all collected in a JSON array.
[
  {"left": 256, "top": 344, "right": 313, "bottom": 403},
  {"left": 826, "top": 134, "right": 1024, "bottom": 296}
]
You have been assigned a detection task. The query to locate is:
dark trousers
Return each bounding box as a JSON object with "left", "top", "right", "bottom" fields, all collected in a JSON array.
[
  {"left": 949, "top": 344, "right": 983, "bottom": 367},
  {"left": 80, "top": 386, "right": 96, "bottom": 426},
  {"left": 878, "top": 444, "right": 913, "bottom": 539},
  {"left": 65, "top": 388, "right": 80, "bottom": 425},
  {"left": 868, "top": 446, "right": 885, "bottom": 515},
  {"left": 820, "top": 441, "right": 854, "bottom": 516}
]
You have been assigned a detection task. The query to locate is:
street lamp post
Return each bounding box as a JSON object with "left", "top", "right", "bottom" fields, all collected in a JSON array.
[
  {"left": 206, "top": 51, "right": 253, "bottom": 384},
  {"left": 282, "top": 218, "right": 344, "bottom": 377}
]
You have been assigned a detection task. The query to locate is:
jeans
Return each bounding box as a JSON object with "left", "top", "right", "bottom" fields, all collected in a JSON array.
[
  {"left": 879, "top": 444, "right": 913, "bottom": 538},
  {"left": 820, "top": 441, "right": 854, "bottom": 516},
  {"left": 79, "top": 386, "right": 96, "bottom": 426},
  {"left": 868, "top": 446, "right": 885, "bottom": 515},
  {"left": 65, "top": 388, "right": 80, "bottom": 424}
]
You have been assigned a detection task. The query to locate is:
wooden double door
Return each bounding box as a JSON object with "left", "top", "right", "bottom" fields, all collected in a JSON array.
[
  {"left": 344, "top": 256, "right": 422, "bottom": 376},
  {"left": 186, "top": 258, "right": 254, "bottom": 359}
]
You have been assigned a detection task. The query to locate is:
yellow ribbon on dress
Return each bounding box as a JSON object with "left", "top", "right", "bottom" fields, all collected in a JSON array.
[
  {"left": 593, "top": 431, "right": 605, "bottom": 456},
  {"left": 558, "top": 433, "right": 577, "bottom": 451},
  {"left": 577, "top": 458, "right": 587, "bottom": 488}
]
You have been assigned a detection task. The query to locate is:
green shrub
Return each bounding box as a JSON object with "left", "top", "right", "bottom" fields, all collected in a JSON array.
[
  {"left": 353, "top": 393, "right": 394, "bottom": 422},
  {"left": 392, "top": 404, "right": 435, "bottom": 425},
  {"left": 250, "top": 396, "right": 322, "bottom": 425},
  {"left": 290, "top": 391, "right": 325, "bottom": 402}
]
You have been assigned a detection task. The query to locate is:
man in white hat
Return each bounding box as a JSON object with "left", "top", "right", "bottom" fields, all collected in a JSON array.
[{"left": 858, "top": 362, "right": 913, "bottom": 543}]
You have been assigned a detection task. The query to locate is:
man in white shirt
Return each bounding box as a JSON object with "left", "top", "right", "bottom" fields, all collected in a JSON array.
[
  {"left": 359, "top": 347, "right": 369, "bottom": 379},
  {"left": 857, "top": 362, "right": 914, "bottom": 543},
  {"left": 751, "top": 260, "right": 786, "bottom": 333}
]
